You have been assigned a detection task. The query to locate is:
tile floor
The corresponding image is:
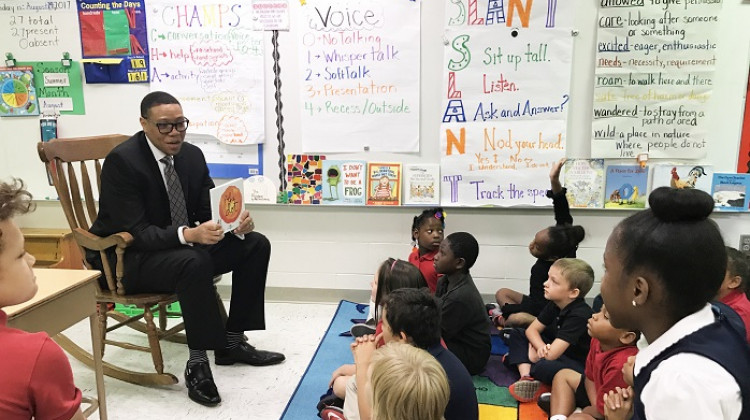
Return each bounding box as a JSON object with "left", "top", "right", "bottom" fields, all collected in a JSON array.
[{"left": 64, "top": 301, "right": 339, "bottom": 420}]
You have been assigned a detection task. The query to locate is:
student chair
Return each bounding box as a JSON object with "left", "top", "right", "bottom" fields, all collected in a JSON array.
[{"left": 37, "top": 134, "right": 228, "bottom": 386}]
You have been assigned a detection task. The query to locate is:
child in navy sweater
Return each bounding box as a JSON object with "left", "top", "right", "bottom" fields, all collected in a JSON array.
[{"left": 601, "top": 187, "right": 750, "bottom": 420}]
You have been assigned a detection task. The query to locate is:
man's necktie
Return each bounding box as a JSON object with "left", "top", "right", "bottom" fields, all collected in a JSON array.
[{"left": 160, "top": 156, "right": 189, "bottom": 227}]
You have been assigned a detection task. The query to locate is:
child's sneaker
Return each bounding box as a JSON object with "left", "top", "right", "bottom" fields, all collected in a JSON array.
[
  {"left": 320, "top": 406, "right": 347, "bottom": 420},
  {"left": 350, "top": 319, "right": 376, "bottom": 337},
  {"left": 537, "top": 392, "right": 551, "bottom": 414},
  {"left": 508, "top": 376, "right": 549, "bottom": 403},
  {"left": 316, "top": 394, "right": 344, "bottom": 414},
  {"left": 486, "top": 302, "right": 499, "bottom": 315}
]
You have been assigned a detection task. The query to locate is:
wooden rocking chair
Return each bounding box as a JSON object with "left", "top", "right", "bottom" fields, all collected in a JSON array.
[{"left": 37, "top": 134, "right": 228, "bottom": 386}]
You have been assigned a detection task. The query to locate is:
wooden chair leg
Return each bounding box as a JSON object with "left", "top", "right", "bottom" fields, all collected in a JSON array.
[
  {"left": 97, "top": 303, "right": 108, "bottom": 357},
  {"left": 54, "top": 333, "right": 178, "bottom": 386},
  {"left": 107, "top": 311, "right": 188, "bottom": 345},
  {"left": 143, "top": 308, "right": 165, "bottom": 375},
  {"left": 158, "top": 303, "right": 168, "bottom": 332}
]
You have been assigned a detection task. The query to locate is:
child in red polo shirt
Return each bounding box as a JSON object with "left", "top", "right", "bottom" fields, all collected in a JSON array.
[
  {"left": 408, "top": 207, "right": 445, "bottom": 293},
  {"left": 363, "top": 208, "right": 445, "bottom": 323},
  {"left": 543, "top": 304, "right": 638, "bottom": 420},
  {"left": 0, "top": 179, "right": 84, "bottom": 420},
  {"left": 717, "top": 247, "right": 750, "bottom": 344}
]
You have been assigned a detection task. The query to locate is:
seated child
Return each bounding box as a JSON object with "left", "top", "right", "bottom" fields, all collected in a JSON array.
[
  {"left": 337, "top": 288, "right": 478, "bottom": 420},
  {"left": 369, "top": 342, "right": 449, "bottom": 420},
  {"left": 434, "top": 231, "right": 491, "bottom": 375},
  {"left": 492, "top": 159, "right": 586, "bottom": 328},
  {"left": 545, "top": 304, "right": 639, "bottom": 420},
  {"left": 0, "top": 179, "right": 85, "bottom": 420},
  {"left": 506, "top": 258, "right": 594, "bottom": 402},
  {"left": 408, "top": 208, "right": 445, "bottom": 293},
  {"left": 324, "top": 259, "right": 426, "bottom": 413},
  {"left": 381, "top": 288, "right": 478, "bottom": 420},
  {"left": 600, "top": 187, "right": 750, "bottom": 420},
  {"left": 717, "top": 247, "right": 750, "bottom": 343},
  {"left": 363, "top": 208, "right": 445, "bottom": 322}
]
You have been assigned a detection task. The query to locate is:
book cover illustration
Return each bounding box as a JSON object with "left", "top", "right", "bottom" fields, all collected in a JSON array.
[
  {"left": 322, "top": 160, "right": 367, "bottom": 205},
  {"left": 711, "top": 173, "right": 750, "bottom": 212},
  {"left": 244, "top": 175, "right": 277, "bottom": 204},
  {"left": 404, "top": 164, "right": 440, "bottom": 206},
  {"left": 604, "top": 165, "right": 649, "bottom": 209},
  {"left": 286, "top": 154, "right": 325, "bottom": 204},
  {"left": 0, "top": 66, "right": 40, "bottom": 117},
  {"left": 366, "top": 162, "right": 402, "bottom": 206},
  {"left": 651, "top": 164, "right": 714, "bottom": 194},
  {"left": 561, "top": 159, "right": 605, "bottom": 208},
  {"left": 210, "top": 178, "right": 245, "bottom": 232}
]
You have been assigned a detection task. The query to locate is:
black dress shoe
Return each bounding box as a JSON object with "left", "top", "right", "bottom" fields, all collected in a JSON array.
[
  {"left": 215, "top": 342, "right": 285, "bottom": 366},
  {"left": 184, "top": 362, "right": 221, "bottom": 407}
]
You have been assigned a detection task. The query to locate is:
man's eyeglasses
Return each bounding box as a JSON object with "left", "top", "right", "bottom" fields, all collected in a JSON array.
[{"left": 148, "top": 118, "right": 190, "bottom": 134}]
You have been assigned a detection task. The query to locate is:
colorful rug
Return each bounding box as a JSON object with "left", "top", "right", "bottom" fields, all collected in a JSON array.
[
  {"left": 280, "top": 300, "right": 363, "bottom": 420},
  {"left": 281, "top": 301, "right": 546, "bottom": 420}
]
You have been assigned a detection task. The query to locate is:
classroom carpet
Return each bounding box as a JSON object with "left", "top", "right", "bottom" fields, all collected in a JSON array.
[{"left": 280, "top": 300, "right": 548, "bottom": 420}]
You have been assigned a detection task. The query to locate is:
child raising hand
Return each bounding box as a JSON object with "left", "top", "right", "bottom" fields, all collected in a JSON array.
[{"left": 492, "top": 158, "right": 586, "bottom": 328}]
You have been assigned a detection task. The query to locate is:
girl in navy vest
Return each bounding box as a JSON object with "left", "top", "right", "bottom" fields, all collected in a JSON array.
[{"left": 599, "top": 187, "right": 750, "bottom": 420}]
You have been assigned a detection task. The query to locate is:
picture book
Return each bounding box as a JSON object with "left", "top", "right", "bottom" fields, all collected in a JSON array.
[
  {"left": 651, "top": 164, "right": 714, "bottom": 195},
  {"left": 244, "top": 175, "right": 277, "bottom": 204},
  {"left": 210, "top": 178, "right": 245, "bottom": 232},
  {"left": 403, "top": 164, "right": 440, "bottom": 206},
  {"left": 366, "top": 162, "right": 402, "bottom": 206},
  {"left": 604, "top": 165, "right": 649, "bottom": 209},
  {"left": 711, "top": 173, "right": 750, "bottom": 212},
  {"left": 286, "top": 154, "right": 325, "bottom": 205},
  {"left": 321, "top": 160, "right": 367, "bottom": 205},
  {"left": 561, "top": 159, "right": 605, "bottom": 208}
]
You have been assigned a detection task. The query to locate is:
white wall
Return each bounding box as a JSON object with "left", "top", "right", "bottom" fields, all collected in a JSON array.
[
  {"left": 16, "top": 201, "right": 750, "bottom": 301},
  {"left": 5, "top": 0, "right": 750, "bottom": 301}
]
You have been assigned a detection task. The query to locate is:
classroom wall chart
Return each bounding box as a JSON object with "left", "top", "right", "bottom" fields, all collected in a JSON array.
[
  {"left": 77, "top": 0, "right": 150, "bottom": 83},
  {"left": 0, "top": 0, "right": 77, "bottom": 57},
  {"left": 17, "top": 60, "right": 86, "bottom": 114},
  {"left": 591, "top": 0, "right": 722, "bottom": 159},
  {"left": 0, "top": 66, "right": 40, "bottom": 116},
  {"left": 296, "top": 0, "right": 420, "bottom": 153},
  {"left": 439, "top": 0, "right": 572, "bottom": 207},
  {"left": 146, "top": 0, "right": 265, "bottom": 178}
]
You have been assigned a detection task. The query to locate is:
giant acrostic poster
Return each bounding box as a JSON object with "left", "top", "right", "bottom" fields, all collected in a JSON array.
[
  {"left": 591, "top": 0, "right": 722, "bottom": 158},
  {"left": 147, "top": 0, "right": 265, "bottom": 177},
  {"left": 296, "top": 0, "right": 420, "bottom": 153},
  {"left": 440, "top": 0, "right": 572, "bottom": 207}
]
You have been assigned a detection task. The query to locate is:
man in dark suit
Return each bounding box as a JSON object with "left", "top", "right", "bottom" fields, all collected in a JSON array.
[{"left": 88, "top": 91, "right": 284, "bottom": 406}]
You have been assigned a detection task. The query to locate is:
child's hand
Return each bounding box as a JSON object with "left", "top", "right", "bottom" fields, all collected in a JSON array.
[
  {"left": 603, "top": 386, "right": 634, "bottom": 420},
  {"left": 622, "top": 355, "right": 635, "bottom": 387},
  {"left": 549, "top": 158, "right": 565, "bottom": 181},
  {"left": 537, "top": 343, "right": 551, "bottom": 359},
  {"left": 350, "top": 333, "right": 382, "bottom": 368},
  {"left": 329, "top": 364, "right": 355, "bottom": 388}
]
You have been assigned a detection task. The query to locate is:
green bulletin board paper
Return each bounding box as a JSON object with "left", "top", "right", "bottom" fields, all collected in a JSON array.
[
  {"left": 103, "top": 10, "right": 131, "bottom": 55},
  {"left": 17, "top": 61, "right": 85, "bottom": 115}
]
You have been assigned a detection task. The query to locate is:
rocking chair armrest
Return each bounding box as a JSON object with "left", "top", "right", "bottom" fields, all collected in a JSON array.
[{"left": 72, "top": 228, "right": 134, "bottom": 251}]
